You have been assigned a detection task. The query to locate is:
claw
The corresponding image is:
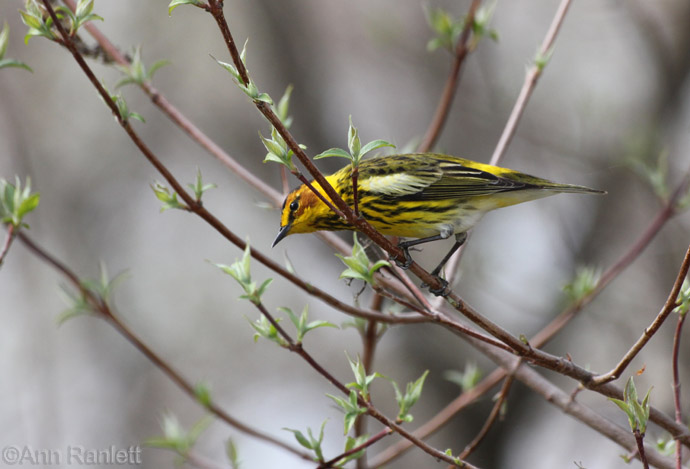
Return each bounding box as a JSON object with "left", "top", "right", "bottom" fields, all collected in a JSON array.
[
  {"left": 393, "top": 246, "right": 413, "bottom": 270},
  {"left": 423, "top": 277, "right": 449, "bottom": 297}
]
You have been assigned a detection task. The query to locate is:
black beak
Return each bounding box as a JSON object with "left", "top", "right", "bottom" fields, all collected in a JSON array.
[{"left": 272, "top": 223, "right": 292, "bottom": 247}]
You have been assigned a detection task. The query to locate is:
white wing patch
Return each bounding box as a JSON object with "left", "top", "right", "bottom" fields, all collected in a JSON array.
[{"left": 360, "top": 172, "right": 437, "bottom": 196}]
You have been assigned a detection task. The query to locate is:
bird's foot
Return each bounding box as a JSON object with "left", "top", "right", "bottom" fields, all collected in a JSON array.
[
  {"left": 393, "top": 244, "right": 414, "bottom": 270},
  {"left": 422, "top": 276, "right": 450, "bottom": 297}
]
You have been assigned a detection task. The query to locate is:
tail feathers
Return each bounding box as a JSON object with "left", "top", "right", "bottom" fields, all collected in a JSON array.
[{"left": 543, "top": 183, "right": 606, "bottom": 195}]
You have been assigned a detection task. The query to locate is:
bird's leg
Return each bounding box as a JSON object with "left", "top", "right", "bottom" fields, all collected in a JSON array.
[
  {"left": 424, "top": 232, "right": 468, "bottom": 297},
  {"left": 430, "top": 232, "right": 468, "bottom": 277},
  {"left": 394, "top": 233, "right": 449, "bottom": 270}
]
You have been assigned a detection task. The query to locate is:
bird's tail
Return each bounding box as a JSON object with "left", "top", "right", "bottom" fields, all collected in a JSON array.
[{"left": 544, "top": 182, "right": 606, "bottom": 195}]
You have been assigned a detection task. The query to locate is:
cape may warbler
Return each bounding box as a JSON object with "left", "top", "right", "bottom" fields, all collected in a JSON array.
[{"left": 273, "top": 153, "right": 604, "bottom": 280}]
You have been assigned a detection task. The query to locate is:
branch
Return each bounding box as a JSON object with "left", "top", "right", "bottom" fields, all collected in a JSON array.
[
  {"left": 205, "top": 0, "right": 460, "bottom": 296},
  {"left": 17, "top": 232, "right": 310, "bottom": 461},
  {"left": 471, "top": 336, "right": 678, "bottom": 469},
  {"left": 0, "top": 224, "right": 16, "bottom": 266},
  {"left": 319, "top": 428, "right": 391, "bottom": 469},
  {"left": 671, "top": 309, "right": 686, "bottom": 469},
  {"left": 249, "top": 302, "right": 477, "bottom": 468},
  {"left": 458, "top": 374, "right": 515, "bottom": 460},
  {"left": 417, "top": 0, "right": 482, "bottom": 152},
  {"left": 489, "top": 0, "right": 572, "bottom": 166},
  {"left": 40, "top": 0, "right": 425, "bottom": 328},
  {"left": 370, "top": 367, "right": 505, "bottom": 467},
  {"left": 591, "top": 243, "right": 690, "bottom": 386}
]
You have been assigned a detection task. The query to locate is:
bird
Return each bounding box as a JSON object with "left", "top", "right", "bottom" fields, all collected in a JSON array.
[{"left": 272, "top": 153, "right": 604, "bottom": 290}]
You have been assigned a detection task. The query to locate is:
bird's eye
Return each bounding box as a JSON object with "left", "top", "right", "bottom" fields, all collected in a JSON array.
[{"left": 289, "top": 200, "right": 299, "bottom": 211}]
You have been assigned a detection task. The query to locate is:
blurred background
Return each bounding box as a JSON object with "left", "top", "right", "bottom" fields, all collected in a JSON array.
[{"left": 2, "top": 0, "right": 690, "bottom": 467}]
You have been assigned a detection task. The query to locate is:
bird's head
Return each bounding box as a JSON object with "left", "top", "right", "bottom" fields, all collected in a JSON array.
[{"left": 272, "top": 182, "right": 339, "bottom": 247}]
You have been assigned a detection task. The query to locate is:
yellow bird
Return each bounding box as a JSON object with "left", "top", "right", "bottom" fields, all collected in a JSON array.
[{"left": 273, "top": 153, "right": 604, "bottom": 283}]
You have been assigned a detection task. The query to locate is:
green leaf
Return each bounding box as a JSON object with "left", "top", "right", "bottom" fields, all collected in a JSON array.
[
  {"left": 392, "top": 370, "right": 429, "bottom": 422},
  {"left": 146, "top": 413, "right": 212, "bottom": 456},
  {"left": 151, "top": 181, "right": 185, "bottom": 212},
  {"left": 283, "top": 420, "right": 327, "bottom": 462},
  {"left": 335, "top": 234, "right": 388, "bottom": 285},
  {"left": 214, "top": 244, "right": 272, "bottom": 305},
  {"left": 444, "top": 362, "right": 482, "bottom": 392},
  {"left": 359, "top": 139, "right": 395, "bottom": 157},
  {"left": 187, "top": 168, "right": 216, "bottom": 201},
  {"left": 0, "top": 22, "right": 9, "bottom": 59},
  {"left": 673, "top": 279, "right": 690, "bottom": 317},
  {"left": 273, "top": 84, "right": 294, "bottom": 128},
  {"left": 168, "top": 0, "right": 203, "bottom": 15},
  {"left": 345, "top": 354, "right": 383, "bottom": 402},
  {"left": 327, "top": 390, "right": 367, "bottom": 435},
  {"left": 0, "top": 176, "right": 40, "bottom": 228},
  {"left": 347, "top": 115, "right": 361, "bottom": 159},
  {"left": 194, "top": 382, "right": 212, "bottom": 408},
  {"left": 313, "top": 147, "right": 352, "bottom": 160},
  {"left": 254, "top": 92, "right": 273, "bottom": 104},
  {"left": 609, "top": 377, "right": 652, "bottom": 433},
  {"left": 284, "top": 428, "right": 312, "bottom": 450},
  {"left": 116, "top": 46, "right": 170, "bottom": 88},
  {"left": 340, "top": 435, "right": 368, "bottom": 466},
  {"left": 246, "top": 314, "right": 286, "bottom": 346},
  {"left": 226, "top": 439, "right": 240, "bottom": 469},
  {"left": 425, "top": 7, "right": 463, "bottom": 52},
  {"left": 563, "top": 266, "right": 601, "bottom": 303},
  {"left": 75, "top": 0, "right": 94, "bottom": 19},
  {"left": 0, "top": 58, "right": 33, "bottom": 72}
]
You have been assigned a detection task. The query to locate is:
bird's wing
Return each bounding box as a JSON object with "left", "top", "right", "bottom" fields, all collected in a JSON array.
[
  {"left": 356, "top": 155, "right": 530, "bottom": 199},
  {"left": 357, "top": 158, "right": 443, "bottom": 197},
  {"left": 416, "top": 159, "right": 528, "bottom": 200}
]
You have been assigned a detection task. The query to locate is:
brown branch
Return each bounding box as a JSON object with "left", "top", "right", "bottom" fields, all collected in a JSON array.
[
  {"left": 417, "top": 0, "right": 481, "bottom": 153},
  {"left": 458, "top": 374, "right": 515, "bottom": 460},
  {"left": 672, "top": 309, "right": 686, "bottom": 469},
  {"left": 470, "top": 336, "right": 678, "bottom": 469},
  {"left": 370, "top": 366, "right": 505, "bottom": 467},
  {"left": 591, "top": 243, "right": 690, "bottom": 386},
  {"left": 17, "top": 232, "right": 310, "bottom": 461},
  {"left": 42, "top": 1, "right": 690, "bottom": 459},
  {"left": 354, "top": 292, "right": 384, "bottom": 467},
  {"left": 0, "top": 224, "right": 16, "bottom": 266},
  {"left": 204, "top": 0, "right": 465, "bottom": 298},
  {"left": 249, "top": 303, "right": 477, "bottom": 468},
  {"left": 634, "top": 430, "right": 651, "bottom": 469},
  {"left": 319, "top": 428, "right": 391, "bottom": 469},
  {"left": 489, "top": 0, "right": 572, "bottom": 166}
]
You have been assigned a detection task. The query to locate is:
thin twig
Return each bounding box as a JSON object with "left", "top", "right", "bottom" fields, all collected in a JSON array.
[
  {"left": 250, "top": 302, "right": 477, "bottom": 468},
  {"left": 671, "top": 304, "right": 686, "bottom": 469},
  {"left": 206, "top": 0, "right": 464, "bottom": 296},
  {"left": 318, "top": 428, "right": 392, "bottom": 469},
  {"left": 354, "top": 292, "right": 384, "bottom": 467},
  {"left": 17, "top": 232, "right": 310, "bottom": 460},
  {"left": 417, "top": 0, "right": 481, "bottom": 153},
  {"left": 0, "top": 224, "right": 16, "bottom": 266},
  {"left": 591, "top": 243, "right": 690, "bottom": 386},
  {"left": 457, "top": 374, "right": 515, "bottom": 460},
  {"left": 472, "top": 339, "right": 677, "bottom": 469},
  {"left": 634, "top": 430, "right": 651, "bottom": 469},
  {"left": 489, "top": 0, "right": 572, "bottom": 166},
  {"left": 370, "top": 367, "right": 505, "bottom": 467}
]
